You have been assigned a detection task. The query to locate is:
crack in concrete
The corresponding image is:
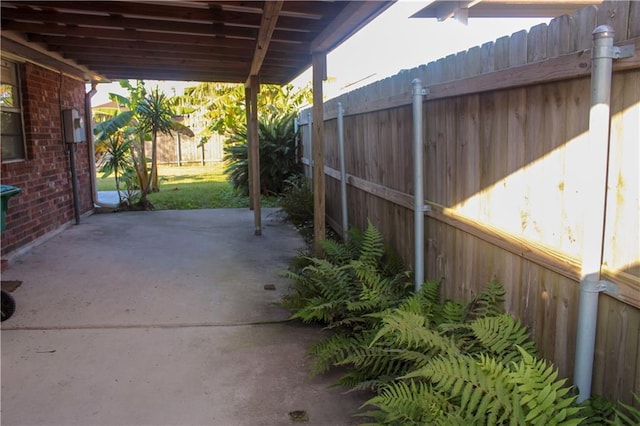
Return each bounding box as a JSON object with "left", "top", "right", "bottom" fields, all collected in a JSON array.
[{"left": 2, "top": 318, "right": 294, "bottom": 331}]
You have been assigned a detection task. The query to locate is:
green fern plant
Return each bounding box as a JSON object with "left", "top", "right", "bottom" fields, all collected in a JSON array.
[
  {"left": 281, "top": 221, "right": 411, "bottom": 327},
  {"left": 366, "top": 347, "right": 583, "bottom": 425}
]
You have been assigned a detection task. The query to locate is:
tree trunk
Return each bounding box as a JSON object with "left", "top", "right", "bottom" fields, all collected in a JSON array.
[{"left": 147, "top": 130, "right": 157, "bottom": 195}]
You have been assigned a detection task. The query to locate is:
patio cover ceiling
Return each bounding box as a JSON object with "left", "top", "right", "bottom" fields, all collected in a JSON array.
[{"left": 0, "top": 1, "right": 394, "bottom": 85}]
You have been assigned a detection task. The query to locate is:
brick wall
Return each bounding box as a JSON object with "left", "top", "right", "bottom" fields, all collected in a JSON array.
[{"left": 1, "top": 62, "right": 94, "bottom": 258}]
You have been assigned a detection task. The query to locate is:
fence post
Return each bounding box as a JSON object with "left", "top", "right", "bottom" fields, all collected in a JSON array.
[
  {"left": 412, "top": 79, "right": 428, "bottom": 291},
  {"left": 307, "top": 110, "right": 313, "bottom": 184},
  {"left": 337, "top": 102, "right": 348, "bottom": 240},
  {"left": 573, "top": 24, "right": 617, "bottom": 403}
]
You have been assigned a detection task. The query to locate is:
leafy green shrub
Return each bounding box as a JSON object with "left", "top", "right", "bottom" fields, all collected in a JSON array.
[
  {"left": 282, "top": 222, "right": 640, "bottom": 424},
  {"left": 278, "top": 176, "right": 315, "bottom": 244},
  {"left": 281, "top": 221, "right": 411, "bottom": 327},
  {"left": 224, "top": 112, "right": 301, "bottom": 196},
  {"left": 365, "top": 347, "right": 583, "bottom": 425}
]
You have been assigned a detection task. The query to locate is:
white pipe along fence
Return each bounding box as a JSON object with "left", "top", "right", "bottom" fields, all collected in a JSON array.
[
  {"left": 337, "top": 102, "right": 349, "bottom": 241},
  {"left": 412, "top": 78, "right": 428, "bottom": 291},
  {"left": 573, "top": 24, "right": 629, "bottom": 403}
]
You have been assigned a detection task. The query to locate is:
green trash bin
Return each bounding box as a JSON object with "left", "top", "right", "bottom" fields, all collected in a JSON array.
[{"left": 1, "top": 184, "right": 21, "bottom": 233}]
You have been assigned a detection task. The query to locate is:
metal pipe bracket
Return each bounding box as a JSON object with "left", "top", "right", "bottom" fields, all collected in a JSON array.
[
  {"left": 581, "top": 280, "right": 620, "bottom": 295},
  {"left": 413, "top": 87, "right": 429, "bottom": 96},
  {"left": 614, "top": 44, "right": 635, "bottom": 59}
]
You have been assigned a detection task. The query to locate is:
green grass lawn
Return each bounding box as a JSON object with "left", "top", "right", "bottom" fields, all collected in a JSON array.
[{"left": 97, "top": 163, "right": 278, "bottom": 210}]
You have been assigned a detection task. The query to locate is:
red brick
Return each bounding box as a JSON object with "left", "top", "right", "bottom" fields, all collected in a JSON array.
[{"left": 1, "top": 63, "right": 92, "bottom": 258}]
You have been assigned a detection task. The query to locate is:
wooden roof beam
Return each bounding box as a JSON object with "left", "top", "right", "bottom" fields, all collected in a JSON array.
[
  {"left": 246, "top": 0, "right": 284, "bottom": 86},
  {"left": 310, "top": 1, "right": 394, "bottom": 54}
]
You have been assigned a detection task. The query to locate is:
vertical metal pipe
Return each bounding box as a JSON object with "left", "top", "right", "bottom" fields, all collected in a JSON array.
[
  {"left": 412, "top": 79, "right": 425, "bottom": 291},
  {"left": 337, "top": 102, "right": 348, "bottom": 240},
  {"left": 312, "top": 52, "right": 327, "bottom": 255},
  {"left": 68, "top": 144, "right": 81, "bottom": 224},
  {"left": 307, "top": 110, "right": 313, "bottom": 183},
  {"left": 574, "top": 25, "right": 615, "bottom": 403},
  {"left": 177, "top": 132, "right": 182, "bottom": 167},
  {"left": 85, "top": 83, "right": 98, "bottom": 206}
]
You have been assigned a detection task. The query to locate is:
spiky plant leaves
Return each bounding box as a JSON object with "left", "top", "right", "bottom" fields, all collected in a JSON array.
[
  {"left": 223, "top": 112, "right": 300, "bottom": 195},
  {"left": 610, "top": 394, "right": 640, "bottom": 425}
]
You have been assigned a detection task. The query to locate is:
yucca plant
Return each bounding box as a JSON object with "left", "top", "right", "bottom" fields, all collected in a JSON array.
[{"left": 224, "top": 111, "right": 301, "bottom": 196}]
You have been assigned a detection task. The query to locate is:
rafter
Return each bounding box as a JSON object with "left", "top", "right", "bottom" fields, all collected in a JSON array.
[{"left": 246, "top": 0, "right": 284, "bottom": 86}]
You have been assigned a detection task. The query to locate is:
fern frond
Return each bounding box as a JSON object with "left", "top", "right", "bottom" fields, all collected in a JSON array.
[
  {"left": 417, "top": 279, "right": 441, "bottom": 306},
  {"left": 335, "top": 368, "right": 394, "bottom": 390},
  {"left": 380, "top": 245, "right": 406, "bottom": 277},
  {"left": 395, "top": 296, "right": 424, "bottom": 315},
  {"left": 320, "top": 237, "right": 357, "bottom": 265},
  {"left": 337, "top": 346, "right": 409, "bottom": 381},
  {"left": 306, "top": 332, "right": 370, "bottom": 376},
  {"left": 370, "top": 309, "right": 460, "bottom": 357},
  {"left": 438, "top": 300, "right": 465, "bottom": 325},
  {"left": 404, "top": 353, "right": 516, "bottom": 424},
  {"left": 359, "top": 220, "right": 385, "bottom": 266},
  {"left": 291, "top": 297, "right": 342, "bottom": 323},
  {"left": 470, "top": 314, "right": 537, "bottom": 363},
  {"left": 362, "top": 380, "right": 455, "bottom": 426},
  {"left": 463, "top": 280, "right": 506, "bottom": 321},
  {"left": 511, "top": 347, "right": 584, "bottom": 424}
]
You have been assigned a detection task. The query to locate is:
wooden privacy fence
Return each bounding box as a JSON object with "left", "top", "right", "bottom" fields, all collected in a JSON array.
[
  {"left": 299, "top": 2, "right": 639, "bottom": 405},
  {"left": 148, "top": 133, "right": 224, "bottom": 165}
]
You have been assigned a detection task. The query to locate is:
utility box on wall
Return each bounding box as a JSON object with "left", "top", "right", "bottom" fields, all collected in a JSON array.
[{"left": 62, "top": 109, "right": 85, "bottom": 143}]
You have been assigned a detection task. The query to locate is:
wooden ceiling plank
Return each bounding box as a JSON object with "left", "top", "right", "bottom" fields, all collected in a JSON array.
[
  {"left": 1, "top": 1, "right": 394, "bottom": 84},
  {"left": 3, "top": 1, "right": 328, "bottom": 32},
  {"left": 1, "top": 6, "right": 260, "bottom": 39},
  {"left": 13, "top": 1, "right": 261, "bottom": 25},
  {"left": 45, "top": 40, "right": 305, "bottom": 64},
  {"left": 246, "top": 0, "right": 284, "bottom": 85},
  {"left": 18, "top": 24, "right": 308, "bottom": 54},
  {"left": 4, "top": 21, "right": 256, "bottom": 48},
  {"left": 1, "top": 33, "right": 102, "bottom": 80}
]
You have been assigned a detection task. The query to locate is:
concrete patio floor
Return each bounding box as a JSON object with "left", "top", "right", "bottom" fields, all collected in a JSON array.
[{"left": 1, "top": 208, "right": 371, "bottom": 425}]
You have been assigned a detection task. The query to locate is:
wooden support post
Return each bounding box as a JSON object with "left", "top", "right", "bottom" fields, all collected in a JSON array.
[
  {"left": 312, "top": 52, "right": 327, "bottom": 255},
  {"left": 244, "top": 86, "right": 254, "bottom": 211},
  {"left": 248, "top": 75, "right": 262, "bottom": 235}
]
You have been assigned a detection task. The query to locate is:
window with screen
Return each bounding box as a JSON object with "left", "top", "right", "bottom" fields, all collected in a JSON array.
[{"left": 1, "top": 59, "right": 26, "bottom": 162}]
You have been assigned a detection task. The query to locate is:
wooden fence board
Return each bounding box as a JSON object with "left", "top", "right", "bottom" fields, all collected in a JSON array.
[
  {"left": 528, "top": 24, "right": 549, "bottom": 62},
  {"left": 630, "top": 0, "right": 640, "bottom": 38},
  {"left": 597, "top": 0, "right": 630, "bottom": 42},
  {"left": 572, "top": 6, "right": 598, "bottom": 50},
  {"left": 603, "top": 70, "right": 640, "bottom": 284},
  {"left": 548, "top": 14, "right": 572, "bottom": 57},
  {"left": 298, "top": 0, "right": 639, "bottom": 405}
]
